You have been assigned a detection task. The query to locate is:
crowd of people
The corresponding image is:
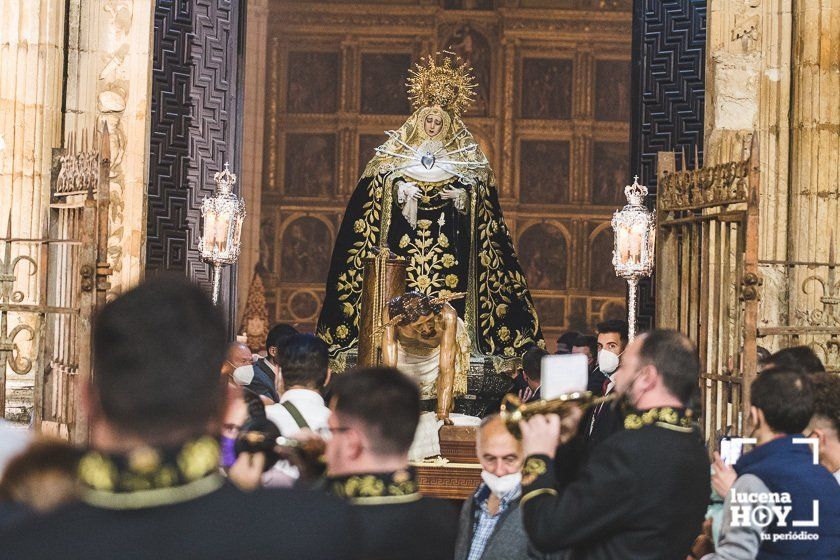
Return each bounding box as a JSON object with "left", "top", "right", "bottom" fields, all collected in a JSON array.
[{"left": 0, "top": 276, "right": 838, "bottom": 559}]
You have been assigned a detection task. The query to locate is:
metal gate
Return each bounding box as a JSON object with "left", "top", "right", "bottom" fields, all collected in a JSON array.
[
  {"left": 0, "top": 129, "right": 111, "bottom": 442},
  {"left": 655, "top": 138, "right": 760, "bottom": 450}
]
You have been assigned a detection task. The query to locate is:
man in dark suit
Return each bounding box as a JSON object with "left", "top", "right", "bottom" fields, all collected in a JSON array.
[
  {"left": 0, "top": 277, "right": 355, "bottom": 560},
  {"left": 519, "top": 330, "right": 710, "bottom": 560},
  {"left": 584, "top": 320, "right": 628, "bottom": 448},
  {"left": 323, "top": 367, "right": 459, "bottom": 560},
  {"left": 520, "top": 346, "right": 548, "bottom": 403},
  {"left": 235, "top": 323, "right": 298, "bottom": 403}
]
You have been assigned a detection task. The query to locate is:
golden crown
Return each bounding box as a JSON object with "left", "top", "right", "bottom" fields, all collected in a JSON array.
[{"left": 406, "top": 51, "right": 477, "bottom": 116}]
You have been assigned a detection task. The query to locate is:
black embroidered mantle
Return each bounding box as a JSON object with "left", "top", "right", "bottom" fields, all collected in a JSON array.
[{"left": 317, "top": 169, "right": 543, "bottom": 372}]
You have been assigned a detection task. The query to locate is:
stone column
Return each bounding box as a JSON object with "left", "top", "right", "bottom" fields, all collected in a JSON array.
[
  {"left": 787, "top": 0, "right": 840, "bottom": 319},
  {"left": 0, "top": 0, "right": 67, "bottom": 398},
  {"left": 238, "top": 0, "right": 270, "bottom": 326},
  {"left": 704, "top": 0, "right": 793, "bottom": 338},
  {"left": 0, "top": 0, "right": 65, "bottom": 251},
  {"left": 63, "top": 0, "right": 155, "bottom": 297}
]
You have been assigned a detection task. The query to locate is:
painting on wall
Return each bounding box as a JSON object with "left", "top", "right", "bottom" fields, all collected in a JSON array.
[
  {"left": 521, "top": 58, "right": 572, "bottom": 119},
  {"left": 446, "top": 24, "right": 492, "bottom": 116},
  {"left": 566, "top": 297, "right": 589, "bottom": 332},
  {"left": 286, "top": 52, "right": 339, "bottom": 114},
  {"left": 519, "top": 141, "right": 570, "bottom": 204},
  {"left": 592, "top": 298, "right": 626, "bottom": 324},
  {"left": 595, "top": 60, "right": 630, "bottom": 122},
  {"left": 361, "top": 53, "right": 412, "bottom": 115},
  {"left": 589, "top": 227, "right": 625, "bottom": 293},
  {"left": 288, "top": 290, "right": 321, "bottom": 322},
  {"left": 592, "top": 142, "right": 630, "bottom": 205},
  {"left": 517, "top": 223, "right": 568, "bottom": 290},
  {"left": 533, "top": 297, "right": 566, "bottom": 328},
  {"left": 280, "top": 217, "right": 333, "bottom": 284},
  {"left": 259, "top": 214, "right": 277, "bottom": 273},
  {"left": 284, "top": 134, "right": 336, "bottom": 196},
  {"left": 358, "top": 134, "right": 383, "bottom": 177},
  {"left": 443, "top": 0, "right": 494, "bottom": 9}
]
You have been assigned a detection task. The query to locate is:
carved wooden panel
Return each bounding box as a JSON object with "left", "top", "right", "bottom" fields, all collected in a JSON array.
[
  {"left": 284, "top": 134, "right": 337, "bottom": 197},
  {"left": 591, "top": 142, "right": 630, "bottom": 205},
  {"left": 630, "top": 0, "right": 707, "bottom": 330},
  {"left": 519, "top": 140, "right": 570, "bottom": 204},
  {"left": 517, "top": 223, "right": 568, "bottom": 290},
  {"left": 590, "top": 227, "right": 625, "bottom": 293},
  {"left": 147, "top": 0, "right": 244, "bottom": 328},
  {"left": 361, "top": 53, "right": 412, "bottom": 115},
  {"left": 520, "top": 58, "right": 572, "bottom": 119},
  {"left": 445, "top": 24, "right": 492, "bottom": 117},
  {"left": 280, "top": 216, "right": 333, "bottom": 283},
  {"left": 287, "top": 52, "right": 340, "bottom": 113},
  {"left": 595, "top": 60, "right": 631, "bottom": 122},
  {"left": 443, "top": 0, "right": 494, "bottom": 9}
]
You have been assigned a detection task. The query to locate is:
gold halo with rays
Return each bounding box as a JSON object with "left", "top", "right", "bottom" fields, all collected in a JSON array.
[{"left": 406, "top": 50, "right": 477, "bottom": 117}]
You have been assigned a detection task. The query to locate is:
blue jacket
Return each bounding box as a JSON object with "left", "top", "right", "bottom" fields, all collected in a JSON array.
[{"left": 735, "top": 435, "right": 840, "bottom": 559}]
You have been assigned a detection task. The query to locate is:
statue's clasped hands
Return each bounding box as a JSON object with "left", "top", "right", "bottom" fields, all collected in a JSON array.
[
  {"left": 397, "top": 181, "right": 423, "bottom": 204},
  {"left": 439, "top": 186, "right": 468, "bottom": 212}
]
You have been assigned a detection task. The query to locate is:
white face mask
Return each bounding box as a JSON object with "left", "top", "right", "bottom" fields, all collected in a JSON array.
[
  {"left": 480, "top": 470, "right": 522, "bottom": 497},
  {"left": 598, "top": 349, "right": 621, "bottom": 374}
]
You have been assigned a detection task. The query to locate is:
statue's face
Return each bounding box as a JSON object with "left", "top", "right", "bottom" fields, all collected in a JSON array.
[
  {"left": 424, "top": 113, "right": 444, "bottom": 138},
  {"left": 410, "top": 313, "right": 438, "bottom": 339}
]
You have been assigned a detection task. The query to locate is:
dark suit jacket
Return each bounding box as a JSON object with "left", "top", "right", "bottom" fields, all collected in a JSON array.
[
  {"left": 352, "top": 497, "right": 458, "bottom": 560},
  {"left": 585, "top": 397, "right": 623, "bottom": 449},
  {"left": 0, "top": 483, "right": 356, "bottom": 560},
  {"left": 246, "top": 358, "right": 279, "bottom": 402},
  {"left": 521, "top": 412, "right": 710, "bottom": 560}
]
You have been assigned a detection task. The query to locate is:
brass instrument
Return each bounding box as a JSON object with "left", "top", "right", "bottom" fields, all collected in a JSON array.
[{"left": 500, "top": 391, "right": 620, "bottom": 438}]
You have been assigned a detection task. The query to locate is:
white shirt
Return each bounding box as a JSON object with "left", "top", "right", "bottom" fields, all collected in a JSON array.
[
  {"left": 265, "top": 388, "right": 330, "bottom": 437},
  {"left": 263, "top": 388, "right": 330, "bottom": 488},
  {"left": 834, "top": 468, "right": 840, "bottom": 485}
]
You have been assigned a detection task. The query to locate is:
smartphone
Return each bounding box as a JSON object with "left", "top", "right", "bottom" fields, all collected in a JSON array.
[
  {"left": 541, "top": 353, "right": 589, "bottom": 399},
  {"left": 719, "top": 436, "right": 746, "bottom": 466}
]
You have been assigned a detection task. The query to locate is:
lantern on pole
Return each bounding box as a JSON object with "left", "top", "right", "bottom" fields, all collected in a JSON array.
[
  {"left": 611, "top": 175, "right": 655, "bottom": 340},
  {"left": 199, "top": 162, "right": 246, "bottom": 305}
]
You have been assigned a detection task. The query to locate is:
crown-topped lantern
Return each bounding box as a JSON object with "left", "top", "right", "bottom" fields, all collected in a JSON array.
[
  {"left": 406, "top": 51, "right": 477, "bottom": 116},
  {"left": 199, "top": 162, "right": 246, "bottom": 305},
  {"left": 611, "top": 175, "right": 656, "bottom": 340}
]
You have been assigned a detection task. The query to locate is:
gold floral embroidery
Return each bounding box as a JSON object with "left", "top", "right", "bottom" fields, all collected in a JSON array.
[
  {"left": 498, "top": 326, "right": 511, "bottom": 342},
  {"left": 624, "top": 407, "right": 693, "bottom": 430},
  {"left": 127, "top": 447, "right": 161, "bottom": 475},
  {"left": 402, "top": 214, "right": 461, "bottom": 295},
  {"left": 521, "top": 457, "right": 548, "bottom": 486},
  {"left": 335, "top": 325, "right": 349, "bottom": 340},
  {"left": 177, "top": 437, "right": 220, "bottom": 481},
  {"left": 79, "top": 453, "right": 118, "bottom": 491},
  {"left": 474, "top": 176, "right": 541, "bottom": 356}
]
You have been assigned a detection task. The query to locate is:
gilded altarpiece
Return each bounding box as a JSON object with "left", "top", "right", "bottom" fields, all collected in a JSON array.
[{"left": 255, "top": 1, "right": 632, "bottom": 347}]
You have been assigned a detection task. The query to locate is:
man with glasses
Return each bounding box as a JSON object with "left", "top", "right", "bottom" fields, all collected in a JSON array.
[{"left": 323, "top": 366, "right": 458, "bottom": 560}]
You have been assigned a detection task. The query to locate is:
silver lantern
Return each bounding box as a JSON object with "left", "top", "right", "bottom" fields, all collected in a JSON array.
[
  {"left": 611, "top": 176, "right": 656, "bottom": 340},
  {"left": 199, "top": 162, "right": 246, "bottom": 305}
]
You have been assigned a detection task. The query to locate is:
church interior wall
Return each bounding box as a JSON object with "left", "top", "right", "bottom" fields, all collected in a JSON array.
[{"left": 240, "top": 0, "right": 634, "bottom": 349}]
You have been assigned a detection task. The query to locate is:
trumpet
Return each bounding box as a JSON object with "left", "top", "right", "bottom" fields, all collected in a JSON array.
[{"left": 500, "top": 391, "right": 620, "bottom": 438}]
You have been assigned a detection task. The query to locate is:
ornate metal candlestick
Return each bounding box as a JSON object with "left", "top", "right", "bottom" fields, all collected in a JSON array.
[
  {"left": 611, "top": 176, "right": 656, "bottom": 340},
  {"left": 199, "top": 163, "right": 246, "bottom": 305}
]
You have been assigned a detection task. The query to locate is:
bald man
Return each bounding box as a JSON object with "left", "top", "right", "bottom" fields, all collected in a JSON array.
[
  {"left": 221, "top": 342, "right": 253, "bottom": 385},
  {"left": 454, "top": 415, "right": 557, "bottom": 560}
]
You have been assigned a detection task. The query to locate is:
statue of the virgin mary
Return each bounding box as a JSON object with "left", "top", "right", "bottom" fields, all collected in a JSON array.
[{"left": 318, "top": 52, "right": 543, "bottom": 371}]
